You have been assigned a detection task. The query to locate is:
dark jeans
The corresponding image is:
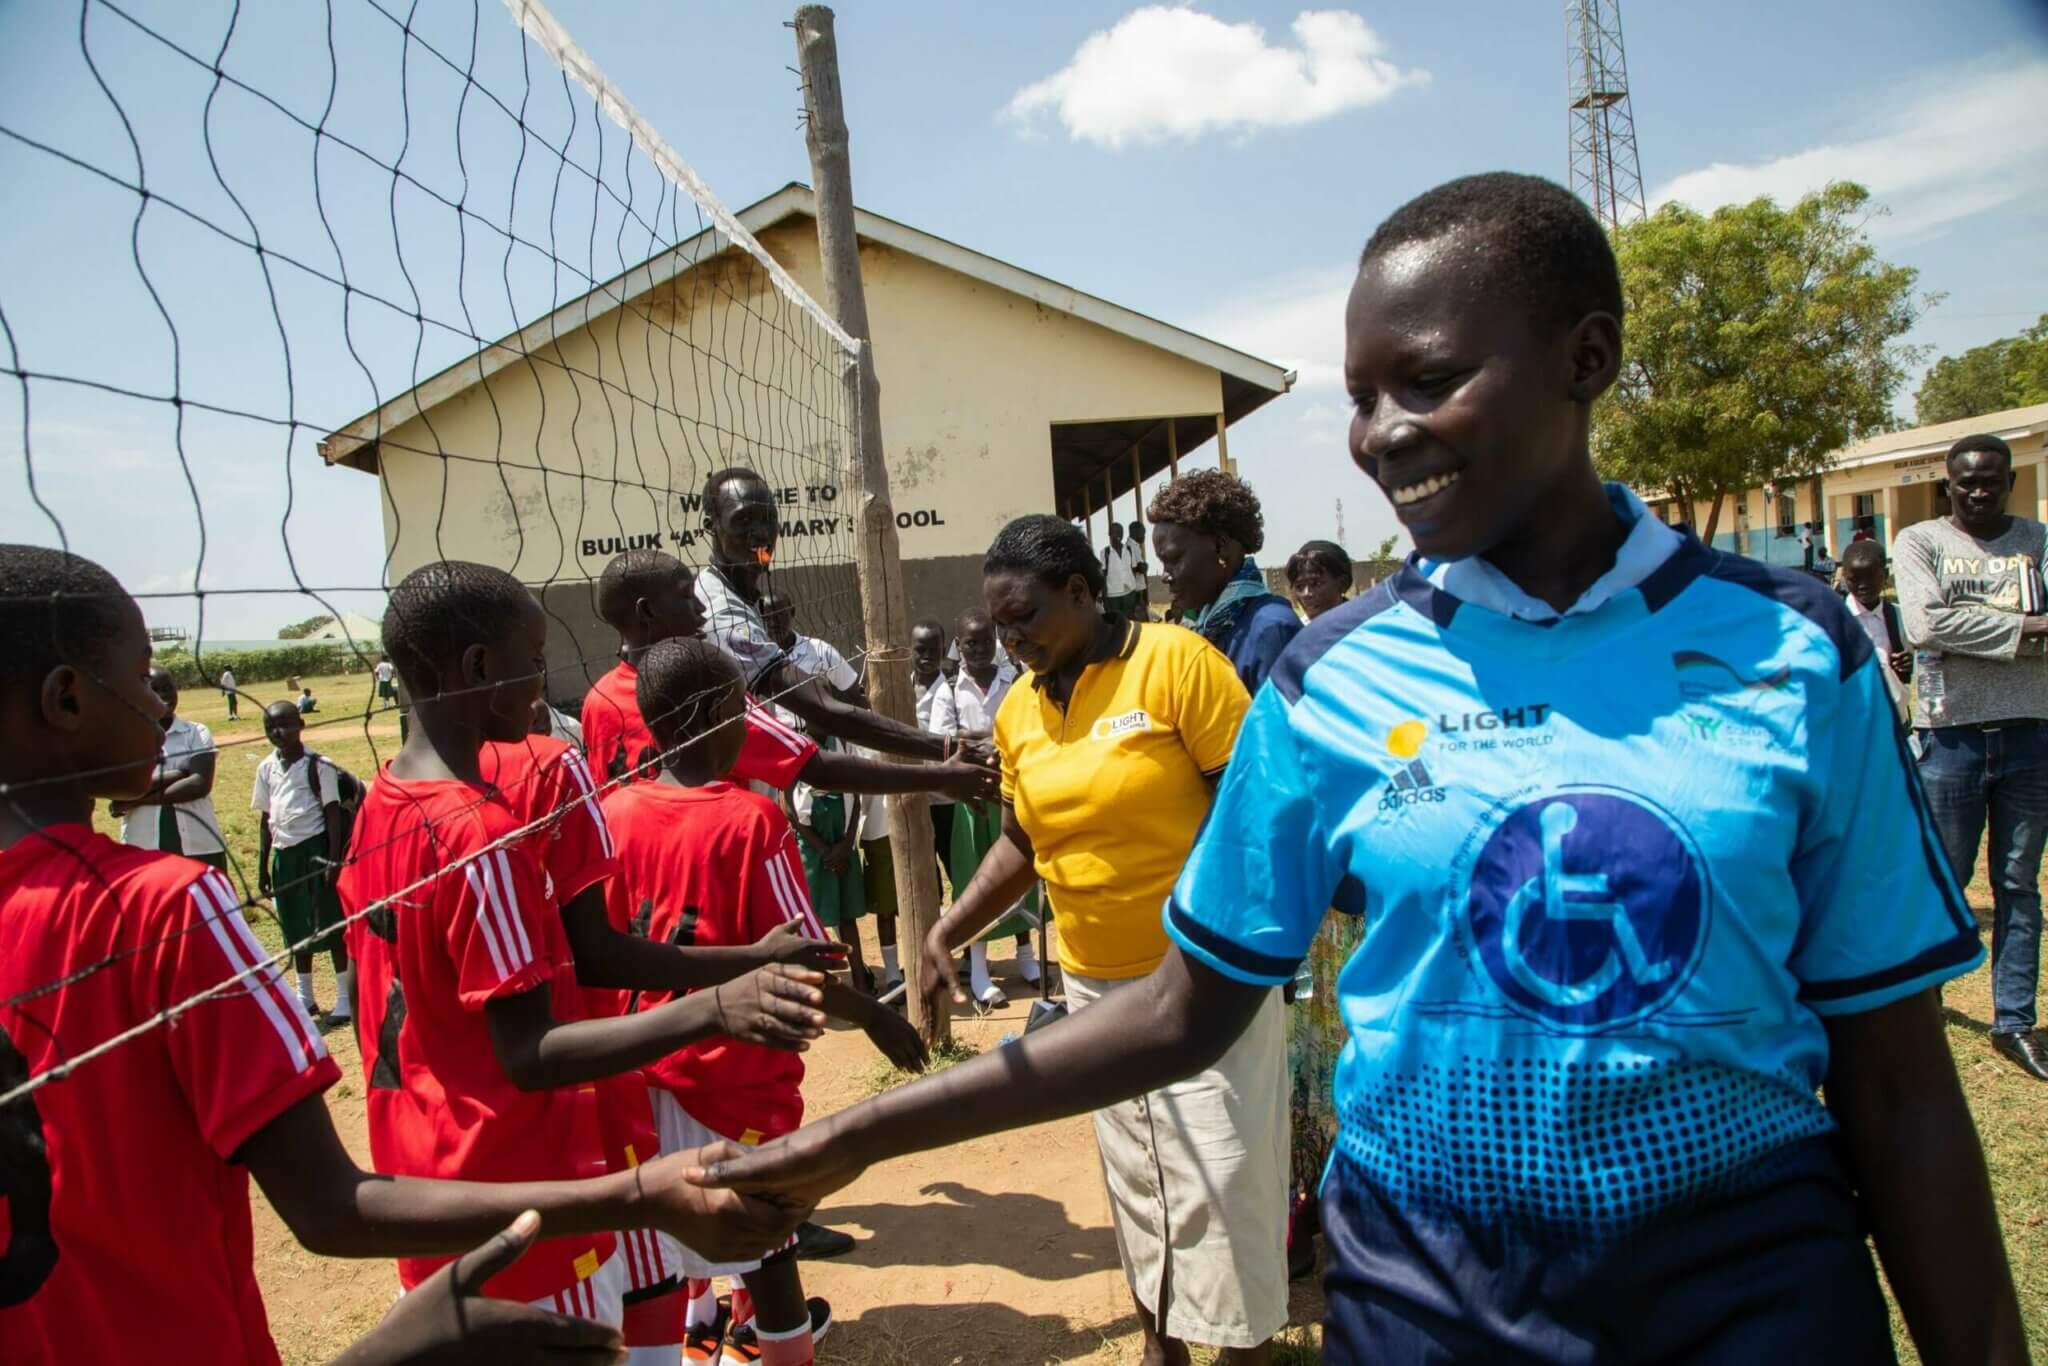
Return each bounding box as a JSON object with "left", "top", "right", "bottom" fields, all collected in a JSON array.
[{"left": 1918, "top": 723, "right": 2048, "bottom": 1034}]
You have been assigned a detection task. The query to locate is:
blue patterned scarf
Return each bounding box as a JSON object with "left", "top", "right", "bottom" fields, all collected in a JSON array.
[{"left": 1186, "top": 557, "right": 1267, "bottom": 648}]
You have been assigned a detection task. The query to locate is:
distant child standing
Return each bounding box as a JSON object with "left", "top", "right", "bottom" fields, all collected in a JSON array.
[
  {"left": 218, "top": 664, "right": 239, "bottom": 720},
  {"left": 252, "top": 701, "right": 352, "bottom": 1021},
  {"left": 112, "top": 665, "right": 227, "bottom": 872},
  {"left": 374, "top": 653, "right": 398, "bottom": 707}
]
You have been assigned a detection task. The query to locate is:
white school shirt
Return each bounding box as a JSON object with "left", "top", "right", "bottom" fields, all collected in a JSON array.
[
  {"left": 374, "top": 661, "right": 395, "bottom": 684},
  {"left": 1103, "top": 543, "right": 1140, "bottom": 597},
  {"left": 251, "top": 750, "right": 343, "bottom": 850},
  {"left": 120, "top": 716, "right": 225, "bottom": 855},
  {"left": 218, "top": 669, "right": 236, "bottom": 691},
  {"left": 930, "top": 664, "right": 1017, "bottom": 741},
  {"left": 695, "top": 564, "right": 784, "bottom": 688},
  {"left": 1846, "top": 593, "right": 1909, "bottom": 720},
  {"left": 914, "top": 671, "right": 954, "bottom": 805}
]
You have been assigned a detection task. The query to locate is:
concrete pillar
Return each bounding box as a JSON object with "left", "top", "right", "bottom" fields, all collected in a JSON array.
[{"left": 1881, "top": 484, "right": 1900, "bottom": 557}]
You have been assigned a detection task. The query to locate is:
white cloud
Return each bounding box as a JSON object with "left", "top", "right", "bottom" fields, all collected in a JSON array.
[
  {"left": 1195, "top": 264, "right": 1355, "bottom": 395},
  {"left": 1004, "top": 7, "right": 1426, "bottom": 148},
  {"left": 1650, "top": 58, "right": 2048, "bottom": 238}
]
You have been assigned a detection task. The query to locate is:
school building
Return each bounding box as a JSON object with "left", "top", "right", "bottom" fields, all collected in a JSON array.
[
  {"left": 318, "top": 183, "right": 1291, "bottom": 698},
  {"left": 1643, "top": 402, "right": 2048, "bottom": 568}
]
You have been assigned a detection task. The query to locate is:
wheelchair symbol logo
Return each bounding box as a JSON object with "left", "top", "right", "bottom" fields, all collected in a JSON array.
[{"left": 1466, "top": 788, "right": 1707, "bottom": 1030}]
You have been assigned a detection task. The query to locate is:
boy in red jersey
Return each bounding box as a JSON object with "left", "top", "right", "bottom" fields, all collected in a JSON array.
[
  {"left": 582, "top": 549, "right": 997, "bottom": 804},
  {"left": 478, "top": 727, "right": 844, "bottom": 1363},
  {"left": 341, "top": 560, "right": 835, "bottom": 1327},
  {"left": 604, "top": 637, "right": 926, "bottom": 1365},
  {"left": 0, "top": 545, "right": 814, "bottom": 1366}
]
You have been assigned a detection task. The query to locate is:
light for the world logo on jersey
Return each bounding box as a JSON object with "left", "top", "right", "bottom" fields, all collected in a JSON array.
[{"left": 1465, "top": 787, "right": 1710, "bottom": 1031}]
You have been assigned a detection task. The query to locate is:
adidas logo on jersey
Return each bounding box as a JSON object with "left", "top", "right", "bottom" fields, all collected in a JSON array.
[{"left": 1380, "top": 757, "right": 1446, "bottom": 810}]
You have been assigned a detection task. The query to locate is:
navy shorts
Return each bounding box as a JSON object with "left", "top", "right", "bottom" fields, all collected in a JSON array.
[{"left": 1317, "top": 1138, "right": 1895, "bottom": 1364}]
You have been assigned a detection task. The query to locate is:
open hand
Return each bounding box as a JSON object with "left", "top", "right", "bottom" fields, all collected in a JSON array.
[
  {"left": 932, "top": 756, "right": 1000, "bottom": 803},
  {"left": 863, "top": 997, "right": 930, "bottom": 1072},
  {"left": 331, "top": 1211, "right": 624, "bottom": 1365},
  {"left": 686, "top": 1122, "right": 867, "bottom": 1214},
  {"left": 710, "top": 964, "right": 829, "bottom": 1050},
  {"left": 919, "top": 926, "right": 966, "bottom": 1026},
  {"left": 635, "top": 1145, "right": 813, "bottom": 1263},
  {"left": 753, "top": 920, "right": 848, "bottom": 973}
]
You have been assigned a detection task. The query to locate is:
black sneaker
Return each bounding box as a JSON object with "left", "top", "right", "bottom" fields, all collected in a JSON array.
[{"left": 792, "top": 1220, "right": 856, "bottom": 1259}]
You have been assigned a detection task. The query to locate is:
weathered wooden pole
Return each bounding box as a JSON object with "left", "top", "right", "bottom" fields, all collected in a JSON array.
[{"left": 794, "top": 4, "right": 949, "bottom": 1045}]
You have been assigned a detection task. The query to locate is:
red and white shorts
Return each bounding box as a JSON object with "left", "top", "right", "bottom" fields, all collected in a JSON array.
[
  {"left": 649, "top": 1089, "right": 797, "bottom": 1279},
  {"left": 527, "top": 1249, "right": 626, "bottom": 1326}
]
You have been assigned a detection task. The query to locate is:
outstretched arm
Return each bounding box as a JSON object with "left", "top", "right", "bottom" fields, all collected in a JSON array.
[
  {"left": 242, "top": 1094, "right": 808, "bottom": 1267},
  {"left": 799, "top": 748, "right": 998, "bottom": 802},
  {"left": 692, "top": 946, "right": 1267, "bottom": 1207},
  {"left": 1823, "top": 990, "right": 2027, "bottom": 1365},
  {"left": 484, "top": 969, "right": 827, "bottom": 1091},
  {"left": 768, "top": 666, "right": 948, "bottom": 761},
  {"left": 559, "top": 886, "right": 845, "bottom": 995}
]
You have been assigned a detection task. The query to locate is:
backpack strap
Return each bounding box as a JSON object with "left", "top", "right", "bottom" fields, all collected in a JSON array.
[{"left": 1882, "top": 600, "right": 1905, "bottom": 655}]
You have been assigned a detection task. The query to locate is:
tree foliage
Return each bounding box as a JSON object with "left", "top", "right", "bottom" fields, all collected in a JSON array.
[
  {"left": 1359, "top": 534, "right": 1402, "bottom": 585},
  {"left": 1914, "top": 315, "right": 2048, "bottom": 425},
  {"left": 1593, "top": 182, "right": 1925, "bottom": 543},
  {"left": 276, "top": 613, "right": 335, "bottom": 639}
]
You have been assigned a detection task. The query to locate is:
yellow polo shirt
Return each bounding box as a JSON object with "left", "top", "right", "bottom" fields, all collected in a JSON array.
[{"left": 994, "top": 620, "right": 1249, "bottom": 979}]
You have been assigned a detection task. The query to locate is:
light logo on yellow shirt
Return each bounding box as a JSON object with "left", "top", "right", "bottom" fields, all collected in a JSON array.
[{"left": 1091, "top": 708, "right": 1154, "bottom": 741}]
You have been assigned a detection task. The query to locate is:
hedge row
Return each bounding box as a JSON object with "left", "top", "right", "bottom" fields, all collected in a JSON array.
[{"left": 157, "top": 644, "right": 371, "bottom": 689}]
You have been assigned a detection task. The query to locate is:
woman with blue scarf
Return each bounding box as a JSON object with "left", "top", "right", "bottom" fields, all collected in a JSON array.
[{"left": 1146, "top": 470, "right": 1302, "bottom": 693}]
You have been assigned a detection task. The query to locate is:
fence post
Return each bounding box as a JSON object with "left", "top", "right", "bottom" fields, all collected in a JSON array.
[{"left": 794, "top": 4, "right": 950, "bottom": 1046}]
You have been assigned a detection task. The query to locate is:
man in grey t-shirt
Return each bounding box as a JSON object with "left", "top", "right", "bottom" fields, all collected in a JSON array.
[{"left": 1894, "top": 432, "right": 2048, "bottom": 1080}]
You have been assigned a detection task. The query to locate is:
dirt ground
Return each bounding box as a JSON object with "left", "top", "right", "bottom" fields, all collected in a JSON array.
[{"left": 253, "top": 933, "right": 1328, "bottom": 1366}]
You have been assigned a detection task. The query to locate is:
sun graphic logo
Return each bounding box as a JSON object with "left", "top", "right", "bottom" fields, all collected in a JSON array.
[{"left": 1379, "top": 719, "right": 1445, "bottom": 811}]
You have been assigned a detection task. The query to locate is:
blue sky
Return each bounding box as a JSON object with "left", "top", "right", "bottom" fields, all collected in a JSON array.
[{"left": 3, "top": 0, "right": 2044, "bottom": 639}]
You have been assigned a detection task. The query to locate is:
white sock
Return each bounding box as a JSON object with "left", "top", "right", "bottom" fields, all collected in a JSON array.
[
  {"left": 969, "top": 943, "right": 996, "bottom": 1000},
  {"left": 880, "top": 944, "right": 900, "bottom": 979},
  {"left": 1014, "top": 937, "right": 1041, "bottom": 982},
  {"left": 684, "top": 1278, "right": 718, "bottom": 1331},
  {"left": 329, "top": 968, "right": 353, "bottom": 1017},
  {"left": 296, "top": 972, "right": 316, "bottom": 1008}
]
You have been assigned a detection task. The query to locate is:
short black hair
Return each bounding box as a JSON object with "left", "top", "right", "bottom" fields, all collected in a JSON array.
[
  {"left": 1839, "top": 539, "right": 1886, "bottom": 570},
  {"left": 1145, "top": 469, "right": 1266, "bottom": 555},
  {"left": 1286, "top": 539, "right": 1353, "bottom": 585},
  {"left": 911, "top": 617, "right": 947, "bottom": 641},
  {"left": 596, "top": 549, "right": 685, "bottom": 628},
  {"left": 703, "top": 465, "right": 769, "bottom": 515},
  {"left": 983, "top": 515, "right": 1106, "bottom": 598},
  {"left": 1948, "top": 433, "right": 2013, "bottom": 473},
  {"left": 383, "top": 560, "right": 537, "bottom": 693},
  {"left": 635, "top": 636, "right": 741, "bottom": 747},
  {"left": 0, "top": 544, "right": 133, "bottom": 695},
  {"left": 1127, "top": 521, "right": 1145, "bottom": 537},
  {"left": 1361, "top": 172, "right": 1623, "bottom": 333},
  {"left": 956, "top": 606, "right": 992, "bottom": 633}
]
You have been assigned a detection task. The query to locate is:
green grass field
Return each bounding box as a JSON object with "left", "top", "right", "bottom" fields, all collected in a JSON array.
[{"left": 94, "top": 669, "right": 2047, "bottom": 1359}]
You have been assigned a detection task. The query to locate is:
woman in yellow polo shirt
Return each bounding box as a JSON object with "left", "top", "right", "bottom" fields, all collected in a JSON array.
[{"left": 920, "top": 514, "right": 1288, "bottom": 1364}]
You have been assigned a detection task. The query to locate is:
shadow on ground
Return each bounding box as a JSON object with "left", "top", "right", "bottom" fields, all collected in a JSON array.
[{"left": 818, "top": 1181, "right": 1121, "bottom": 1281}]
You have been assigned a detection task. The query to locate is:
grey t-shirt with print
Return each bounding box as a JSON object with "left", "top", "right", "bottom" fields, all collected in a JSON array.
[{"left": 1892, "top": 514, "right": 2048, "bottom": 728}]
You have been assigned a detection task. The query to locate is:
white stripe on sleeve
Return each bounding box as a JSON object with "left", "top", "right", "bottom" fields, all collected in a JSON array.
[
  {"left": 462, "top": 862, "right": 514, "bottom": 981},
  {"left": 561, "top": 751, "right": 615, "bottom": 857},
  {"left": 744, "top": 701, "right": 809, "bottom": 756},
  {"left": 491, "top": 851, "right": 536, "bottom": 965},
  {"left": 190, "top": 873, "right": 315, "bottom": 1072}
]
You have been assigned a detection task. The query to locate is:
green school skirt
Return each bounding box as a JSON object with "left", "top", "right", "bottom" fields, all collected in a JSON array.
[
  {"left": 796, "top": 793, "right": 865, "bottom": 929},
  {"left": 271, "top": 837, "right": 345, "bottom": 954},
  {"left": 948, "top": 798, "right": 1038, "bottom": 940},
  {"left": 861, "top": 834, "right": 896, "bottom": 925}
]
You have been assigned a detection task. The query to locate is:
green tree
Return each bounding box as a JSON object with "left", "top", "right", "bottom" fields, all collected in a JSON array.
[
  {"left": 1359, "top": 534, "right": 1401, "bottom": 585},
  {"left": 1914, "top": 315, "right": 2048, "bottom": 424},
  {"left": 1594, "top": 182, "right": 1925, "bottom": 545},
  {"left": 276, "top": 613, "right": 334, "bottom": 640}
]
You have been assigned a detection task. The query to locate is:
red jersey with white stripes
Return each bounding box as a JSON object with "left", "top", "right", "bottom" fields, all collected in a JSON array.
[
  {"left": 337, "top": 772, "right": 613, "bottom": 1303},
  {"left": 478, "top": 735, "right": 670, "bottom": 1293},
  {"left": 580, "top": 660, "right": 817, "bottom": 792},
  {"left": 598, "top": 780, "right": 823, "bottom": 1142},
  {"left": 0, "top": 827, "right": 338, "bottom": 1366}
]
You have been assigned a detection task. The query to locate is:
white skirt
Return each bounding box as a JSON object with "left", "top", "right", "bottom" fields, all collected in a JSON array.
[{"left": 1065, "top": 971, "right": 1290, "bottom": 1348}]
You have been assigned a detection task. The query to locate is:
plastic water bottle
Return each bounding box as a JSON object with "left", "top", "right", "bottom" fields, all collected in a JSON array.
[{"left": 1917, "top": 651, "right": 1947, "bottom": 724}]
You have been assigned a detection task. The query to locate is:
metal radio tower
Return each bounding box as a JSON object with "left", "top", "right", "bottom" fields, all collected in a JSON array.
[
  {"left": 1334, "top": 498, "right": 1348, "bottom": 551},
  {"left": 1566, "top": 0, "right": 1645, "bottom": 230}
]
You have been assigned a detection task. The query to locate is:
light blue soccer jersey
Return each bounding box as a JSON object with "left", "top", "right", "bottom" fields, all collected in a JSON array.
[{"left": 1166, "top": 528, "right": 1983, "bottom": 1272}]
